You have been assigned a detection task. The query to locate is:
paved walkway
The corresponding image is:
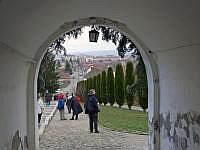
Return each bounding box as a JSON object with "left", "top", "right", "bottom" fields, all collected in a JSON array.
[
  {"left": 39, "top": 110, "right": 148, "bottom": 150},
  {"left": 39, "top": 101, "right": 57, "bottom": 137}
]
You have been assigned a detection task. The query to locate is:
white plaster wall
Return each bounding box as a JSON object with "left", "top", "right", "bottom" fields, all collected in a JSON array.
[
  {"left": 158, "top": 46, "right": 200, "bottom": 112},
  {"left": 157, "top": 46, "right": 200, "bottom": 150},
  {"left": 0, "top": 44, "right": 30, "bottom": 149},
  {"left": 0, "top": 0, "right": 200, "bottom": 57}
]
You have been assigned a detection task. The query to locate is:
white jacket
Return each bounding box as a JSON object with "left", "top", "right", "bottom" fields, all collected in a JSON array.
[{"left": 37, "top": 98, "right": 44, "bottom": 114}]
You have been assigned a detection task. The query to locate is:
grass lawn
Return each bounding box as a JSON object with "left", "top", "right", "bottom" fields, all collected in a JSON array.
[{"left": 98, "top": 105, "right": 148, "bottom": 134}]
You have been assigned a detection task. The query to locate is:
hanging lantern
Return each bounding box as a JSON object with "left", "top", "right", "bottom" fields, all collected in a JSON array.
[{"left": 89, "top": 29, "right": 99, "bottom": 42}]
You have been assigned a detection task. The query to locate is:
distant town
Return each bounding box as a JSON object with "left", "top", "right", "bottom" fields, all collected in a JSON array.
[
  {"left": 55, "top": 51, "right": 137, "bottom": 93},
  {"left": 56, "top": 53, "right": 134, "bottom": 76}
]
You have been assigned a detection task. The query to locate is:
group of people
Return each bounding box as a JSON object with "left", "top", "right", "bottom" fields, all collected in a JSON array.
[
  {"left": 57, "top": 93, "right": 83, "bottom": 120},
  {"left": 57, "top": 89, "right": 100, "bottom": 133},
  {"left": 37, "top": 89, "right": 100, "bottom": 133}
]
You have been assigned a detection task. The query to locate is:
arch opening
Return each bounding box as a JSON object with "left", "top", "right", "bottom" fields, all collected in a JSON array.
[{"left": 27, "top": 17, "right": 160, "bottom": 150}]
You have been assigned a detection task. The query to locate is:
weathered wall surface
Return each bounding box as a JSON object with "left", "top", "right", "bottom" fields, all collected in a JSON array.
[
  {"left": 0, "top": 43, "right": 30, "bottom": 150},
  {"left": 160, "top": 111, "right": 200, "bottom": 150},
  {"left": 157, "top": 46, "right": 200, "bottom": 150}
]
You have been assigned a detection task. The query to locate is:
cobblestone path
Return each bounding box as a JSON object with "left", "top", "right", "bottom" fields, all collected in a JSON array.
[{"left": 40, "top": 110, "right": 148, "bottom": 150}]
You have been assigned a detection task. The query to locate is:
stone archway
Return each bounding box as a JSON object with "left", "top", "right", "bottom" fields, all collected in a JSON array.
[{"left": 27, "top": 17, "right": 160, "bottom": 150}]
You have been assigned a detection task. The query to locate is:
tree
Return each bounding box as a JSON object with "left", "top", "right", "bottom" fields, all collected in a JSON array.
[
  {"left": 86, "top": 78, "right": 90, "bottom": 93},
  {"left": 107, "top": 67, "right": 115, "bottom": 106},
  {"left": 93, "top": 76, "right": 97, "bottom": 92},
  {"left": 84, "top": 79, "right": 88, "bottom": 99},
  {"left": 115, "top": 63, "right": 125, "bottom": 108},
  {"left": 37, "top": 50, "right": 60, "bottom": 95},
  {"left": 125, "top": 61, "right": 134, "bottom": 110},
  {"left": 136, "top": 55, "right": 148, "bottom": 111},
  {"left": 65, "top": 60, "right": 72, "bottom": 74},
  {"left": 96, "top": 74, "right": 102, "bottom": 104},
  {"left": 56, "top": 60, "right": 61, "bottom": 68},
  {"left": 37, "top": 28, "right": 84, "bottom": 96},
  {"left": 76, "top": 80, "right": 86, "bottom": 102},
  {"left": 89, "top": 77, "right": 93, "bottom": 89},
  {"left": 69, "top": 57, "right": 74, "bottom": 70},
  {"left": 98, "top": 26, "right": 138, "bottom": 58},
  {"left": 48, "top": 28, "right": 83, "bottom": 55},
  {"left": 101, "top": 71, "right": 107, "bottom": 105}
]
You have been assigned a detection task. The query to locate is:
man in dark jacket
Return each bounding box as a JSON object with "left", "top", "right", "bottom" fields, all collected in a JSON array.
[
  {"left": 85, "top": 89, "right": 99, "bottom": 133},
  {"left": 65, "top": 93, "right": 71, "bottom": 113},
  {"left": 70, "top": 93, "right": 83, "bottom": 120}
]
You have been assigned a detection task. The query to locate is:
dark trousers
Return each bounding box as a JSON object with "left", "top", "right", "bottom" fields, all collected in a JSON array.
[
  {"left": 67, "top": 105, "right": 71, "bottom": 113},
  {"left": 89, "top": 113, "right": 98, "bottom": 132},
  {"left": 71, "top": 114, "right": 78, "bottom": 120},
  {"left": 38, "top": 113, "right": 42, "bottom": 124}
]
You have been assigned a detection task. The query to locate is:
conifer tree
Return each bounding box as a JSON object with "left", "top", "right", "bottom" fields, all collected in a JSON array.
[
  {"left": 125, "top": 61, "right": 134, "bottom": 109},
  {"left": 83, "top": 79, "right": 88, "bottom": 100},
  {"left": 96, "top": 74, "right": 102, "bottom": 104},
  {"left": 107, "top": 67, "right": 115, "bottom": 106},
  {"left": 89, "top": 77, "right": 93, "bottom": 89},
  {"left": 86, "top": 78, "right": 89, "bottom": 93},
  {"left": 115, "top": 63, "right": 125, "bottom": 108},
  {"left": 76, "top": 81, "right": 86, "bottom": 102},
  {"left": 101, "top": 71, "right": 107, "bottom": 105},
  {"left": 136, "top": 55, "right": 148, "bottom": 111},
  {"left": 38, "top": 50, "right": 59, "bottom": 95},
  {"left": 93, "top": 76, "right": 97, "bottom": 92},
  {"left": 65, "top": 60, "right": 72, "bottom": 74}
]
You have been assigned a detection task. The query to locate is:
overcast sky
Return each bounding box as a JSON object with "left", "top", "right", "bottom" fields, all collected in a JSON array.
[{"left": 63, "top": 27, "right": 117, "bottom": 54}]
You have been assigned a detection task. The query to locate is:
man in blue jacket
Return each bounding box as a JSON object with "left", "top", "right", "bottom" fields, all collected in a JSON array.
[
  {"left": 57, "top": 94, "right": 65, "bottom": 120},
  {"left": 85, "top": 89, "right": 99, "bottom": 133}
]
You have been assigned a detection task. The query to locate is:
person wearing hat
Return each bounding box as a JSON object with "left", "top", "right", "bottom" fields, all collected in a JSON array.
[{"left": 85, "top": 89, "right": 100, "bottom": 133}]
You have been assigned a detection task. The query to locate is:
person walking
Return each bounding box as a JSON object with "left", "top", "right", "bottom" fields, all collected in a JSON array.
[
  {"left": 65, "top": 92, "right": 71, "bottom": 113},
  {"left": 76, "top": 95, "right": 81, "bottom": 104},
  {"left": 45, "top": 92, "right": 51, "bottom": 106},
  {"left": 57, "top": 93, "right": 66, "bottom": 120},
  {"left": 85, "top": 89, "right": 100, "bottom": 133},
  {"left": 37, "top": 94, "right": 44, "bottom": 127},
  {"left": 70, "top": 93, "right": 83, "bottom": 120}
]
